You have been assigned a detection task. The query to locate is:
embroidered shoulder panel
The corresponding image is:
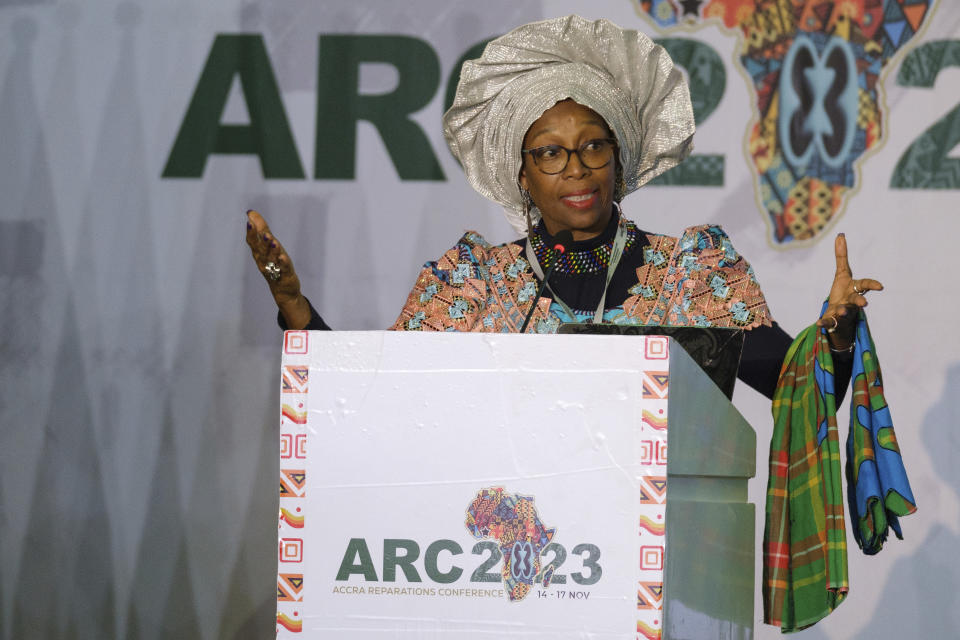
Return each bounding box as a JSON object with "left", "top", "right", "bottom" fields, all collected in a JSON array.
[
  {"left": 619, "top": 225, "right": 772, "bottom": 328},
  {"left": 390, "top": 231, "right": 552, "bottom": 333}
]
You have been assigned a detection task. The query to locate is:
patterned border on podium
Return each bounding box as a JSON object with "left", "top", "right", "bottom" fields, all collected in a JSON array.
[
  {"left": 277, "top": 332, "right": 309, "bottom": 636},
  {"left": 637, "top": 336, "right": 669, "bottom": 640}
]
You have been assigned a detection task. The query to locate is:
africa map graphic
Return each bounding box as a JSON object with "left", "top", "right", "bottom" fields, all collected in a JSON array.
[
  {"left": 638, "top": 0, "right": 934, "bottom": 244},
  {"left": 465, "top": 487, "right": 559, "bottom": 602}
]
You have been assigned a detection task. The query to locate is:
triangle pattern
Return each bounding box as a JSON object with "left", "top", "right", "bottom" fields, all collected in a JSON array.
[
  {"left": 218, "top": 417, "right": 281, "bottom": 639},
  {"left": 902, "top": 4, "right": 927, "bottom": 32},
  {"left": 639, "top": 476, "right": 668, "bottom": 505},
  {"left": 811, "top": 3, "right": 832, "bottom": 28},
  {"left": 638, "top": 581, "right": 664, "bottom": 610},
  {"left": 884, "top": 20, "right": 907, "bottom": 48},
  {"left": 158, "top": 541, "right": 203, "bottom": 639},
  {"left": 277, "top": 573, "right": 304, "bottom": 601},
  {"left": 279, "top": 469, "right": 307, "bottom": 498},
  {"left": 0, "top": 15, "right": 72, "bottom": 633},
  {"left": 124, "top": 404, "right": 191, "bottom": 640},
  {"left": 886, "top": 0, "right": 906, "bottom": 19},
  {"left": 642, "top": 372, "right": 670, "bottom": 398}
]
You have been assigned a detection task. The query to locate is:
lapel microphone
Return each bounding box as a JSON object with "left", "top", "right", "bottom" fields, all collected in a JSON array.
[{"left": 519, "top": 229, "right": 574, "bottom": 333}]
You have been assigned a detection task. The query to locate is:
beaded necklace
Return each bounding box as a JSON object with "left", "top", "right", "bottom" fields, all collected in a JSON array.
[
  {"left": 524, "top": 208, "right": 630, "bottom": 325},
  {"left": 530, "top": 217, "right": 638, "bottom": 275}
]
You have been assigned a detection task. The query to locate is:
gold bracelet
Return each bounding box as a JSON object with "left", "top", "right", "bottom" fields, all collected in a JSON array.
[{"left": 829, "top": 342, "right": 854, "bottom": 353}]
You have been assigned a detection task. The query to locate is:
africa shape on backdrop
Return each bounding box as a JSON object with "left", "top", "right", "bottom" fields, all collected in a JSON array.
[
  {"left": 641, "top": 0, "right": 938, "bottom": 242},
  {"left": 0, "top": 1, "right": 957, "bottom": 639}
]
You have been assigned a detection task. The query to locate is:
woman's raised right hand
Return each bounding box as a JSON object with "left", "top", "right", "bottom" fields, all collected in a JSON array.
[{"left": 246, "top": 210, "right": 312, "bottom": 329}]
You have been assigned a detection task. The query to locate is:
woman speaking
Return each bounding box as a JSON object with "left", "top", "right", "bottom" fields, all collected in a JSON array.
[
  {"left": 247, "top": 15, "right": 914, "bottom": 632},
  {"left": 246, "top": 15, "right": 875, "bottom": 398}
]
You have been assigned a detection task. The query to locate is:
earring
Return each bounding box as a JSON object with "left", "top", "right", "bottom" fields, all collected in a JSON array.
[
  {"left": 520, "top": 186, "right": 538, "bottom": 239},
  {"left": 521, "top": 187, "right": 537, "bottom": 223},
  {"left": 521, "top": 187, "right": 534, "bottom": 209},
  {"left": 614, "top": 166, "right": 626, "bottom": 203}
]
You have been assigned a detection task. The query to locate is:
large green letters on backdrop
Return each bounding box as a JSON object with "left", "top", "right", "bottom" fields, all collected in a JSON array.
[
  {"left": 162, "top": 35, "right": 305, "bottom": 179},
  {"left": 162, "top": 34, "right": 728, "bottom": 184},
  {"left": 164, "top": 33, "right": 960, "bottom": 190}
]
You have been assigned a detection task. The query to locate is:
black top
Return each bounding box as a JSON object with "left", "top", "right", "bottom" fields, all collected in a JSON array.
[{"left": 283, "top": 209, "right": 850, "bottom": 401}]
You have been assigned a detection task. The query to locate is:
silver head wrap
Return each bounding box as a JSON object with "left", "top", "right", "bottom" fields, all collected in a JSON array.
[{"left": 443, "top": 15, "right": 695, "bottom": 235}]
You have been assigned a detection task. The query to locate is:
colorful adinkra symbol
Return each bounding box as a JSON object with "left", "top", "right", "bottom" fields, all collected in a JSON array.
[
  {"left": 638, "top": 0, "right": 934, "bottom": 244},
  {"left": 465, "top": 487, "right": 558, "bottom": 602}
]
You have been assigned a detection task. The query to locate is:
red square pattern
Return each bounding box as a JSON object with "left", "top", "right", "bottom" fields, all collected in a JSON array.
[
  {"left": 279, "top": 538, "right": 303, "bottom": 563},
  {"left": 280, "top": 434, "right": 292, "bottom": 459},
  {"left": 645, "top": 336, "right": 669, "bottom": 359},
  {"left": 640, "top": 440, "right": 667, "bottom": 466},
  {"left": 284, "top": 331, "right": 308, "bottom": 355},
  {"left": 640, "top": 545, "right": 664, "bottom": 570},
  {"left": 295, "top": 434, "right": 307, "bottom": 458},
  {"left": 640, "top": 440, "right": 653, "bottom": 465}
]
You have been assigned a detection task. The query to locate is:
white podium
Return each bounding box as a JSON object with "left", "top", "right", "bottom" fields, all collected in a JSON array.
[{"left": 275, "top": 331, "right": 755, "bottom": 640}]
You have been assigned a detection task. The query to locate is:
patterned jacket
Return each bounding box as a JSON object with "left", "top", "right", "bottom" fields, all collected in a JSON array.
[{"left": 391, "top": 223, "right": 773, "bottom": 333}]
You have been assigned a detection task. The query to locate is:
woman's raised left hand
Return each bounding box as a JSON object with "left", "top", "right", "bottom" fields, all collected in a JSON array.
[
  {"left": 246, "top": 209, "right": 312, "bottom": 329},
  {"left": 815, "top": 233, "right": 883, "bottom": 349}
]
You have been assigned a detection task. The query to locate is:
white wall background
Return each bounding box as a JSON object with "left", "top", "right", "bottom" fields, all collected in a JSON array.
[{"left": 0, "top": 1, "right": 956, "bottom": 638}]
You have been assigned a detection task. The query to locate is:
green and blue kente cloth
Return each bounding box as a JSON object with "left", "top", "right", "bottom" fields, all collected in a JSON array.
[{"left": 763, "top": 309, "right": 916, "bottom": 632}]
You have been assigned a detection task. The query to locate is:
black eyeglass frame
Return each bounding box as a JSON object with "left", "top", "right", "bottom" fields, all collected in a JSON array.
[{"left": 521, "top": 137, "right": 618, "bottom": 175}]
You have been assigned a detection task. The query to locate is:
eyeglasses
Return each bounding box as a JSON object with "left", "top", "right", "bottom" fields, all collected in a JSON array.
[{"left": 521, "top": 138, "right": 616, "bottom": 175}]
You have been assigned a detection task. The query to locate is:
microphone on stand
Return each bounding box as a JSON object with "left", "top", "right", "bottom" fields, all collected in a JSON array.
[{"left": 519, "top": 229, "right": 573, "bottom": 334}]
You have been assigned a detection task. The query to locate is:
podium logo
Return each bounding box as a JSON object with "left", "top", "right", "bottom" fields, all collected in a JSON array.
[
  {"left": 333, "top": 487, "right": 602, "bottom": 600},
  {"left": 466, "top": 487, "right": 558, "bottom": 602}
]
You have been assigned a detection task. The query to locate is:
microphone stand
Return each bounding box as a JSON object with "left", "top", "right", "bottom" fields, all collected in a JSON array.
[{"left": 519, "top": 230, "right": 572, "bottom": 333}]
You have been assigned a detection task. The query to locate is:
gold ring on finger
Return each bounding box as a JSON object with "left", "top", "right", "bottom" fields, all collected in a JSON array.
[
  {"left": 826, "top": 316, "right": 839, "bottom": 333},
  {"left": 853, "top": 284, "right": 866, "bottom": 296},
  {"left": 264, "top": 261, "right": 281, "bottom": 282}
]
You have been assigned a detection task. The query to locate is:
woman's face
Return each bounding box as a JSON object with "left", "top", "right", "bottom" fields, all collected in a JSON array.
[{"left": 519, "top": 100, "right": 617, "bottom": 242}]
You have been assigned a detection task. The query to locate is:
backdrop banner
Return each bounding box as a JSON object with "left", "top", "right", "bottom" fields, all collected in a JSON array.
[{"left": 1, "top": 1, "right": 958, "bottom": 639}]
